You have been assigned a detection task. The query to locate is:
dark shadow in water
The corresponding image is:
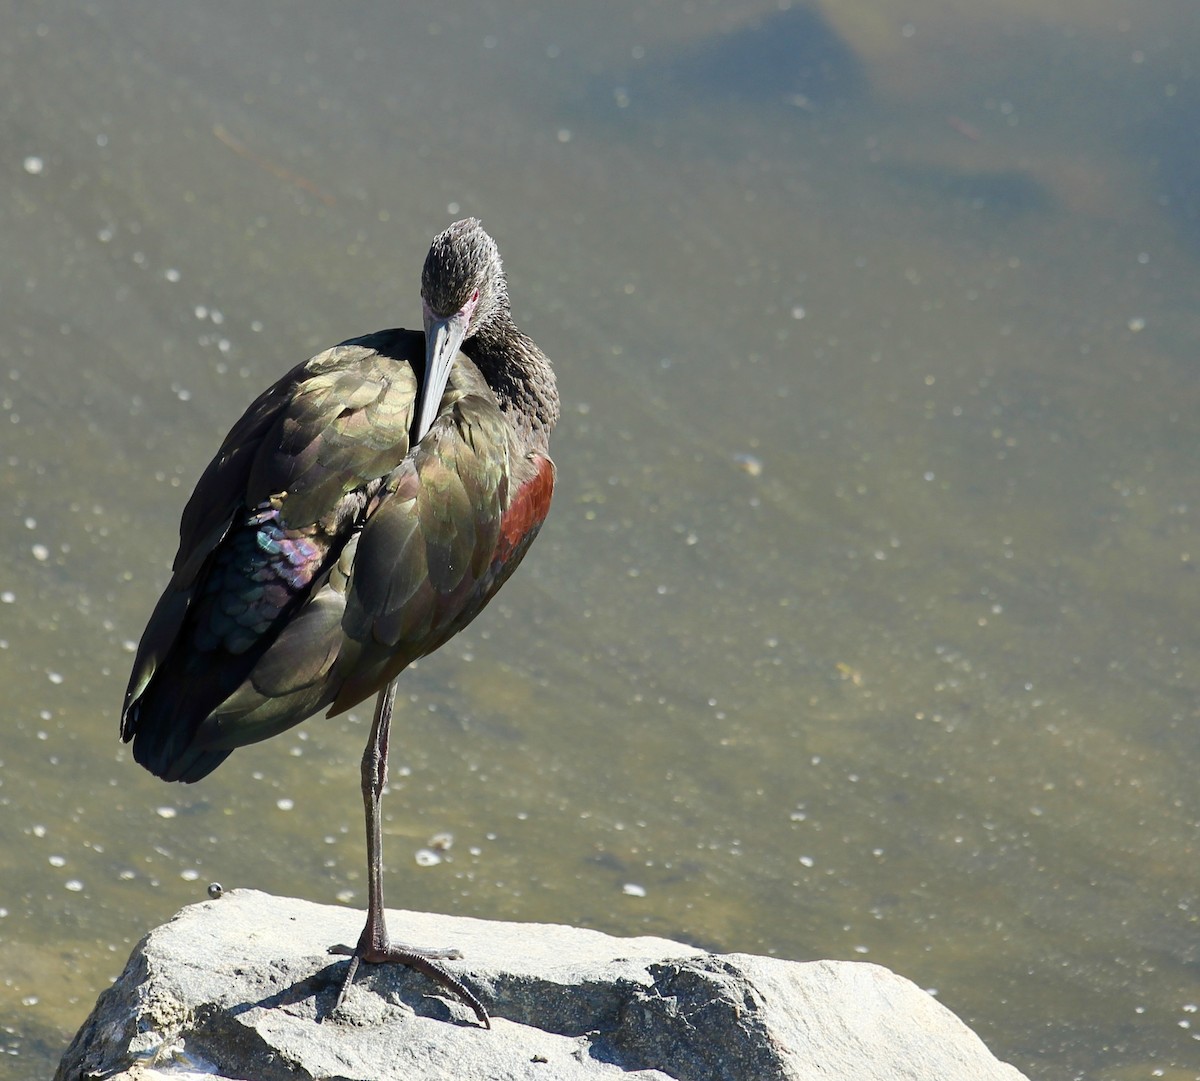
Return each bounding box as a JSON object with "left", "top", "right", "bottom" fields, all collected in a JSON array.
[
  {"left": 1132, "top": 93, "right": 1200, "bottom": 255},
  {"left": 882, "top": 163, "right": 1056, "bottom": 220},
  {"left": 662, "top": 4, "right": 867, "bottom": 108},
  {"left": 582, "top": 2, "right": 867, "bottom": 135}
]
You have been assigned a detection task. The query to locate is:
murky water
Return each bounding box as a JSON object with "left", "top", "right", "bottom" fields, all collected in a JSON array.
[{"left": 2, "top": 2, "right": 1198, "bottom": 1078}]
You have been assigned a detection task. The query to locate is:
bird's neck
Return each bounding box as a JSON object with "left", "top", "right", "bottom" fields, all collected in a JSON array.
[{"left": 466, "top": 321, "right": 559, "bottom": 455}]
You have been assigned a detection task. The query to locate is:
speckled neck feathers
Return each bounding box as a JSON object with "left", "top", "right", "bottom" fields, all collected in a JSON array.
[{"left": 422, "top": 218, "right": 559, "bottom": 455}]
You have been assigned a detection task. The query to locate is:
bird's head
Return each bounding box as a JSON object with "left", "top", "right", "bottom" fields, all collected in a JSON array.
[
  {"left": 420, "top": 218, "right": 510, "bottom": 339},
  {"left": 415, "top": 218, "right": 510, "bottom": 442}
]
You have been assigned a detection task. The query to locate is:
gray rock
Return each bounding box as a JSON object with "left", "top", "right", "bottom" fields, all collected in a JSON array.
[{"left": 56, "top": 889, "right": 1028, "bottom": 1081}]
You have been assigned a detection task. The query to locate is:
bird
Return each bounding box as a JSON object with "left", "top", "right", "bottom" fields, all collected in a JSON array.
[{"left": 120, "top": 218, "right": 559, "bottom": 1027}]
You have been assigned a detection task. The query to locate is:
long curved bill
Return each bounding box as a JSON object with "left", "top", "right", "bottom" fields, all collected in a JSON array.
[{"left": 415, "top": 304, "right": 470, "bottom": 443}]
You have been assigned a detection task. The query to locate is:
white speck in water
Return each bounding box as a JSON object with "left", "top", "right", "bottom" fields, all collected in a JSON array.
[
  {"left": 336, "top": 889, "right": 355, "bottom": 903},
  {"left": 155, "top": 806, "right": 177, "bottom": 819},
  {"left": 622, "top": 883, "right": 647, "bottom": 897},
  {"left": 447, "top": 202, "right": 460, "bottom": 215},
  {"left": 791, "top": 305, "right": 806, "bottom": 319},
  {"left": 428, "top": 832, "right": 454, "bottom": 851},
  {"left": 32, "top": 543, "right": 49, "bottom": 561},
  {"left": 194, "top": 305, "right": 208, "bottom": 320},
  {"left": 557, "top": 128, "right": 572, "bottom": 143},
  {"left": 32, "top": 824, "right": 47, "bottom": 838},
  {"left": 65, "top": 879, "right": 84, "bottom": 892},
  {"left": 48, "top": 671, "right": 63, "bottom": 685},
  {"left": 49, "top": 855, "right": 66, "bottom": 867},
  {"left": 415, "top": 848, "right": 442, "bottom": 867},
  {"left": 1, "top": 591, "right": 14, "bottom": 604},
  {"left": 180, "top": 869, "right": 200, "bottom": 881},
  {"left": 164, "top": 268, "right": 181, "bottom": 283},
  {"left": 276, "top": 798, "right": 294, "bottom": 811},
  {"left": 1128, "top": 316, "right": 1146, "bottom": 332},
  {"left": 22, "top": 995, "right": 39, "bottom": 1006},
  {"left": 799, "top": 855, "right": 815, "bottom": 867},
  {"left": 23, "top": 156, "right": 44, "bottom": 175},
  {"left": 733, "top": 452, "right": 763, "bottom": 477}
]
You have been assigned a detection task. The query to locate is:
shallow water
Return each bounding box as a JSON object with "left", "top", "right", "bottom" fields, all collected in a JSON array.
[{"left": 2, "top": 2, "right": 1198, "bottom": 1078}]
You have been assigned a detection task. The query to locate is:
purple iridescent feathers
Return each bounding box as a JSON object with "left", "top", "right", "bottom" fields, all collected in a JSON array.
[{"left": 192, "top": 503, "right": 327, "bottom": 654}]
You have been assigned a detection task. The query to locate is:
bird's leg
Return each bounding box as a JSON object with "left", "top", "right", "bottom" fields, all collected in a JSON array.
[{"left": 329, "top": 679, "right": 490, "bottom": 1027}]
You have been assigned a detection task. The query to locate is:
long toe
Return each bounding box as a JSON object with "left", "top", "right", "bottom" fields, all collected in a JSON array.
[{"left": 329, "top": 939, "right": 489, "bottom": 1028}]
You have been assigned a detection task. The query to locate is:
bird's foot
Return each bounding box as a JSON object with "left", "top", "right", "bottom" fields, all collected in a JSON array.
[{"left": 328, "top": 938, "right": 490, "bottom": 1028}]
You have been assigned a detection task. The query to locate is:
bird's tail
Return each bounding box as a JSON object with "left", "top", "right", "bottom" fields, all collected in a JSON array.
[{"left": 125, "top": 694, "right": 234, "bottom": 783}]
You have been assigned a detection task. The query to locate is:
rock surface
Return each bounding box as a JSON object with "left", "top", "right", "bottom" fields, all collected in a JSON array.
[{"left": 57, "top": 889, "right": 1029, "bottom": 1081}]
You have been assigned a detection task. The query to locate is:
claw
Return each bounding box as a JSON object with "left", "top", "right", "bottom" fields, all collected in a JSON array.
[{"left": 329, "top": 939, "right": 489, "bottom": 1027}]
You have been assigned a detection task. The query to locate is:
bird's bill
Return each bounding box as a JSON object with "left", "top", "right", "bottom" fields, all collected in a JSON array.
[{"left": 416, "top": 307, "right": 470, "bottom": 442}]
